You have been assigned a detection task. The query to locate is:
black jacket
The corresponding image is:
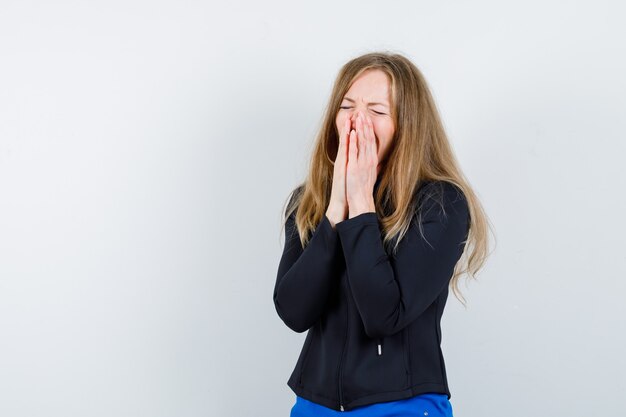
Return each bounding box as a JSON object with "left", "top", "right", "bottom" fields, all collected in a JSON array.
[{"left": 273, "top": 179, "right": 470, "bottom": 411}]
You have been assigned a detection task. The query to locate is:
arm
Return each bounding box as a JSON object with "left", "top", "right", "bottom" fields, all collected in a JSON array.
[
  {"left": 273, "top": 190, "right": 341, "bottom": 333},
  {"left": 335, "top": 182, "right": 470, "bottom": 339}
]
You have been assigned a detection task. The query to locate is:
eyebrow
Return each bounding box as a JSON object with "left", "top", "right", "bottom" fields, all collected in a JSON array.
[{"left": 342, "top": 96, "right": 389, "bottom": 107}]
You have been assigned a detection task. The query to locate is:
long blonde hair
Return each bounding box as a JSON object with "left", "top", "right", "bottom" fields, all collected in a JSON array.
[{"left": 281, "top": 51, "right": 495, "bottom": 307}]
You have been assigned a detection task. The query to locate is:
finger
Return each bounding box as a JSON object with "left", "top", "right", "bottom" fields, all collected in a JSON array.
[
  {"left": 357, "top": 123, "right": 362, "bottom": 161},
  {"left": 361, "top": 113, "right": 373, "bottom": 165},
  {"left": 358, "top": 115, "right": 368, "bottom": 162},
  {"left": 348, "top": 128, "right": 357, "bottom": 163},
  {"left": 339, "top": 117, "right": 350, "bottom": 150},
  {"left": 338, "top": 120, "right": 345, "bottom": 144},
  {"left": 356, "top": 112, "right": 365, "bottom": 158},
  {"left": 368, "top": 117, "right": 378, "bottom": 154},
  {"left": 360, "top": 114, "right": 370, "bottom": 156},
  {"left": 365, "top": 116, "right": 376, "bottom": 162},
  {"left": 362, "top": 113, "right": 371, "bottom": 163},
  {"left": 337, "top": 117, "right": 352, "bottom": 166}
]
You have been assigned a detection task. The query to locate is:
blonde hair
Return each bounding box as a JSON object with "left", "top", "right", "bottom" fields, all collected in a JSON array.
[{"left": 281, "top": 51, "right": 495, "bottom": 307}]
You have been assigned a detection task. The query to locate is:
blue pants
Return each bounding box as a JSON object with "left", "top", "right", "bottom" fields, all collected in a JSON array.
[{"left": 290, "top": 393, "right": 454, "bottom": 417}]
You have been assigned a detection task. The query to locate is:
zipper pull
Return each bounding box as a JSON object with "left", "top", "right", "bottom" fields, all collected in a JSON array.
[{"left": 377, "top": 338, "right": 382, "bottom": 356}]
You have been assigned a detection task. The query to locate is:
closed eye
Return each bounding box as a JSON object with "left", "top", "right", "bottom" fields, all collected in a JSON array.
[{"left": 339, "top": 106, "right": 385, "bottom": 115}]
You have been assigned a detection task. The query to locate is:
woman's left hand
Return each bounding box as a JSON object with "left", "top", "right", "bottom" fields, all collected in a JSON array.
[{"left": 346, "top": 110, "right": 378, "bottom": 218}]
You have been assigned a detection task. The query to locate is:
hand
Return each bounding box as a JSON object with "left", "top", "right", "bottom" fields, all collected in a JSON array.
[
  {"left": 325, "top": 112, "right": 356, "bottom": 227},
  {"left": 346, "top": 111, "right": 378, "bottom": 218}
]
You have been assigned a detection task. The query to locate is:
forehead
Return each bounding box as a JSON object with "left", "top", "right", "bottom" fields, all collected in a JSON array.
[{"left": 343, "top": 69, "right": 391, "bottom": 105}]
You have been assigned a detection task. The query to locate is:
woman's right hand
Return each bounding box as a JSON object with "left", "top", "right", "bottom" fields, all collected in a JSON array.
[{"left": 326, "top": 114, "right": 355, "bottom": 228}]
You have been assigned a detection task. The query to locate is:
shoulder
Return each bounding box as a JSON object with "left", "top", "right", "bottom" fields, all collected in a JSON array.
[
  {"left": 417, "top": 180, "right": 466, "bottom": 201},
  {"left": 414, "top": 180, "right": 469, "bottom": 220},
  {"left": 284, "top": 183, "right": 305, "bottom": 219},
  {"left": 287, "top": 184, "right": 305, "bottom": 206}
]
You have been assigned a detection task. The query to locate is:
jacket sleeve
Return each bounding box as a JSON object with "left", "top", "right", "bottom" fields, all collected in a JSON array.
[
  {"left": 335, "top": 182, "right": 470, "bottom": 339},
  {"left": 273, "top": 192, "right": 341, "bottom": 333}
]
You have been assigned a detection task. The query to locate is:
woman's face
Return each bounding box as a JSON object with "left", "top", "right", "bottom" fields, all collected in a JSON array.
[{"left": 335, "top": 69, "right": 395, "bottom": 175}]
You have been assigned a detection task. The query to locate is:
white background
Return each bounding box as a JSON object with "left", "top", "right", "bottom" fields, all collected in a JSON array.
[{"left": 1, "top": 1, "right": 625, "bottom": 416}]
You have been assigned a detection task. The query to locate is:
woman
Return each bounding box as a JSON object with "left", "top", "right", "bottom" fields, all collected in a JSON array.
[{"left": 273, "top": 52, "right": 492, "bottom": 417}]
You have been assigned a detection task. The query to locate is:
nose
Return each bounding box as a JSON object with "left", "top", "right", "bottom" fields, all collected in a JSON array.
[{"left": 348, "top": 108, "right": 366, "bottom": 127}]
